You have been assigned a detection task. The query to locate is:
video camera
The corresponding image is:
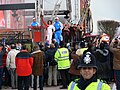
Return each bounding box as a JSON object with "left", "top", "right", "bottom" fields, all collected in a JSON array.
[
  {"left": 113, "top": 36, "right": 120, "bottom": 48},
  {"left": 114, "top": 37, "right": 118, "bottom": 44}
]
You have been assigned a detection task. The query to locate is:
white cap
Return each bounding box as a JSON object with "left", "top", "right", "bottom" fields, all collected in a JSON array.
[
  {"left": 55, "top": 17, "right": 59, "bottom": 20},
  {"left": 66, "top": 43, "right": 70, "bottom": 47},
  {"left": 33, "top": 17, "right": 36, "bottom": 20}
]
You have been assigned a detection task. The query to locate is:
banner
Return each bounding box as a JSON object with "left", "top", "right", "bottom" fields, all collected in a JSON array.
[
  {"left": 0, "top": 11, "right": 5, "bottom": 27},
  {"left": 0, "top": 1, "right": 5, "bottom": 27},
  {"left": 33, "top": 31, "right": 42, "bottom": 42}
]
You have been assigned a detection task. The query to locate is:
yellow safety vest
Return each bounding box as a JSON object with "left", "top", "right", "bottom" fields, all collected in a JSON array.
[
  {"left": 76, "top": 48, "right": 88, "bottom": 56},
  {"left": 68, "top": 79, "right": 110, "bottom": 90},
  {"left": 54, "top": 47, "right": 70, "bottom": 70}
]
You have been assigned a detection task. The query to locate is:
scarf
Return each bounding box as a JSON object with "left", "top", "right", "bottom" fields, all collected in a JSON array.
[{"left": 77, "top": 75, "right": 97, "bottom": 90}]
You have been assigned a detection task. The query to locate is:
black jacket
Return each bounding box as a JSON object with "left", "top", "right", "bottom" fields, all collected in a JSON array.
[
  {"left": 94, "top": 48, "right": 112, "bottom": 80},
  {"left": 45, "top": 48, "right": 57, "bottom": 66}
]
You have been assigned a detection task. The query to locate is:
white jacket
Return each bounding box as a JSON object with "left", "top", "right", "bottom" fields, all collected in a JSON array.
[{"left": 6, "top": 49, "right": 20, "bottom": 68}]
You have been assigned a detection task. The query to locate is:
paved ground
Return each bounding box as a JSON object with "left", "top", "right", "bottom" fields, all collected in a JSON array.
[
  {"left": 1, "top": 82, "right": 116, "bottom": 90},
  {"left": 2, "top": 85, "right": 67, "bottom": 90}
]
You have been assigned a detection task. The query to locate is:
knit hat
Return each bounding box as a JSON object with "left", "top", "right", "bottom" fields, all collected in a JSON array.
[
  {"left": 45, "top": 41, "right": 50, "bottom": 47},
  {"left": 50, "top": 43, "right": 55, "bottom": 48},
  {"left": 33, "top": 45, "right": 40, "bottom": 51}
]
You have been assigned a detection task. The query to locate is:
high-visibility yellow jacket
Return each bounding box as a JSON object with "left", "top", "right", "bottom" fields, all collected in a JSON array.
[
  {"left": 54, "top": 47, "right": 70, "bottom": 70},
  {"left": 76, "top": 48, "right": 88, "bottom": 56},
  {"left": 68, "top": 79, "right": 110, "bottom": 90}
]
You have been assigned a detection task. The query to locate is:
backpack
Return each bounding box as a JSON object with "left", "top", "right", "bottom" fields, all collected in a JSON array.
[{"left": 46, "top": 49, "right": 57, "bottom": 66}]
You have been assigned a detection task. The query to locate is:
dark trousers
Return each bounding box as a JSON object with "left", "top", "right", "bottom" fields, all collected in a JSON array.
[
  {"left": 0, "top": 68, "right": 3, "bottom": 89},
  {"left": 59, "top": 69, "right": 70, "bottom": 87},
  {"left": 18, "top": 75, "right": 30, "bottom": 90},
  {"left": 3, "top": 67, "right": 11, "bottom": 86},
  {"left": 114, "top": 70, "right": 120, "bottom": 90},
  {"left": 33, "top": 75, "right": 44, "bottom": 90}
]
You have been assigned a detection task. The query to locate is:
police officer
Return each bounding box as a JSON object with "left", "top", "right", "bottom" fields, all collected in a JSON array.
[
  {"left": 54, "top": 41, "right": 70, "bottom": 89},
  {"left": 68, "top": 52, "right": 110, "bottom": 90}
]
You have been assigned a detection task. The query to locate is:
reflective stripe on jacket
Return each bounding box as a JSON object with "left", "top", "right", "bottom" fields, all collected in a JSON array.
[
  {"left": 76, "top": 48, "right": 88, "bottom": 56},
  {"left": 54, "top": 47, "right": 70, "bottom": 70},
  {"left": 68, "top": 79, "right": 110, "bottom": 90}
]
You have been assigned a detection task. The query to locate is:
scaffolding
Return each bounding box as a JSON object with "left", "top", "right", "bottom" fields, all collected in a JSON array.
[
  {"left": 0, "top": 28, "right": 31, "bottom": 44},
  {"left": 50, "top": 0, "right": 63, "bottom": 20}
]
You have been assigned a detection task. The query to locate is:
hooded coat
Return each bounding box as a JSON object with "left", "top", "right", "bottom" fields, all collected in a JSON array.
[
  {"left": 109, "top": 41, "right": 120, "bottom": 70},
  {"left": 69, "top": 54, "right": 81, "bottom": 76},
  {"left": 31, "top": 50, "right": 45, "bottom": 76}
]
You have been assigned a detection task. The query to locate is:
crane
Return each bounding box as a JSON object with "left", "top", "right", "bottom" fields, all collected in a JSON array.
[
  {"left": 50, "top": 0, "right": 63, "bottom": 20},
  {"left": 78, "top": 0, "right": 93, "bottom": 34},
  {"left": 78, "top": 0, "right": 91, "bottom": 24}
]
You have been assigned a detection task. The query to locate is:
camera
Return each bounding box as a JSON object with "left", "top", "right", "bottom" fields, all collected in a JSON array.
[
  {"left": 113, "top": 37, "right": 120, "bottom": 48},
  {"left": 114, "top": 38, "right": 118, "bottom": 44},
  {"left": 114, "top": 37, "right": 119, "bottom": 44}
]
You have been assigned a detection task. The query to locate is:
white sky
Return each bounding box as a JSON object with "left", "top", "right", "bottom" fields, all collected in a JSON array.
[
  {"left": 90, "top": 0, "right": 120, "bottom": 34},
  {"left": 44, "top": 0, "right": 120, "bottom": 34},
  {"left": 26, "top": 0, "right": 120, "bottom": 34},
  {"left": 44, "top": 0, "right": 66, "bottom": 10},
  {"left": 25, "top": 0, "right": 67, "bottom": 10}
]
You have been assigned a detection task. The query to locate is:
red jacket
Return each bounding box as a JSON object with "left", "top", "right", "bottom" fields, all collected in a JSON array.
[
  {"left": 3, "top": 53, "right": 7, "bottom": 67},
  {"left": 15, "top": 50, "right": 33, "bottom": 76}
]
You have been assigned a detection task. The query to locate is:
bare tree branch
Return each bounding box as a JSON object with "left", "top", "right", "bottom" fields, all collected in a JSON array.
[{"left": 97, "top": 20, "right": 119, "bottom": 39}]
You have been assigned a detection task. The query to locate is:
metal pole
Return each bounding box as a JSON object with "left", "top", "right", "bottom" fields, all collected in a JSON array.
[
  {"left": 39, "top": 0, "right": 44, "bottom": 42},
  {"left": 66, "top": 0, "right": 72, "bottom": 18}
]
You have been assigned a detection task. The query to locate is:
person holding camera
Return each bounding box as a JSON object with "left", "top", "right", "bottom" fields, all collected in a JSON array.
[{"left": 109, "top": 36, "right": 120, "bottom": 90}]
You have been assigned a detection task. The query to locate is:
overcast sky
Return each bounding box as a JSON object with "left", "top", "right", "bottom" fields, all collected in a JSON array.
[
  {"left": 44, "top": 0, "right": 66, "bottom": 10},
  {"left": 90, "top": 0, "right": 120, "bottom": 33},
  {"left": 26, "top": 0, "right": 120, "bottom": 34},
  {"left": 44, "top": 0, "right": 120, "bottom": 34}
]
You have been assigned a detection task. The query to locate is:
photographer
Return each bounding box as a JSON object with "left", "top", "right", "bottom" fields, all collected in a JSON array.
[{"left": 109, "top": 36, "right": 120, "bottom": 90}]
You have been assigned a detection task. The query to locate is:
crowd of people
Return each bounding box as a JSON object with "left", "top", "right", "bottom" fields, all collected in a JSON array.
[
  {"left": 0, "top": 34, "right": 119, "bottom": 90},
  {"left": 0, "top": 16, "right": 119, "bottom": 90},
  {"left": 31, "top": 16, "right": 83, "bottom": 45}
]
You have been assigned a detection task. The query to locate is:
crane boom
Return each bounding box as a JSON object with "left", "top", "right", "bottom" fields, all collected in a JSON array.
[
  {"left": 78, "top": 0, "right": 91, "bottom": 24},
  {"left": 50, "top": 0, "right": 63, "bottom": 20},
  {"left": 78, "top": 0, "right": 93, "bottom": 34}
]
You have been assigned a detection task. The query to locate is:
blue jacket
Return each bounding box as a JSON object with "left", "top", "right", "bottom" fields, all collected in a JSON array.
[
  {"left": 31, "top": 22, "right": 39, "bottom": 26},
  {"left": 54, "top": 22, "right": 63, "bottom": 31}
]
